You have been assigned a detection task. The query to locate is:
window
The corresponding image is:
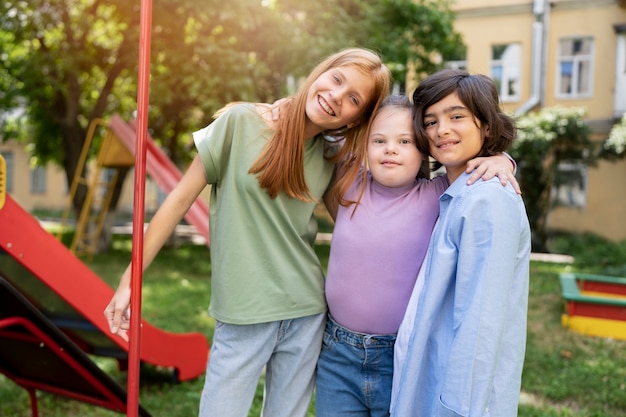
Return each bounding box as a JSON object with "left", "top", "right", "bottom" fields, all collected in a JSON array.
[
  {"left": 491, "top": 44, "right": 521, "bottom": 102},
  {"left": 444, "top": 44, "right": 467, "bottom": 72},
  {"left": 0, "top": 152, "right": 14, "bottom": 193},
  {"left": 614, "top": 30, "right": 626, "bottom": 114},
  {"left": 552, "top": 162, "right": 587, "bottom": 208},
  {"left": 445, "top": 60, "right": 467, "bottom": 71},
  {"left": 557, "top": 37, "right": 594, "bottom": 98},
  {"left": 30, "top": 165, "right": 47, "bottom": 194}
]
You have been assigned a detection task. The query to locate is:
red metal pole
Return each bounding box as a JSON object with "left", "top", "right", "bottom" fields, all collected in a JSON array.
[{"left": 128, "top": 0, "right": 152, "bottom": 416}]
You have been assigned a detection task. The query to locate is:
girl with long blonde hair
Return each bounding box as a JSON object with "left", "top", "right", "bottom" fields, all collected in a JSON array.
[{"left": 105, "top": 48, "right": 391, "bottom": 417}]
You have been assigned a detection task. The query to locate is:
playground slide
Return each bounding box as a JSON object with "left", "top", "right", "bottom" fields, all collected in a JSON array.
[
  {"left": 108, "top": 114, "right": 210, "bottom": 246},
  {"left": 0, "top": 194, "right": 209, "bottom": 382}
]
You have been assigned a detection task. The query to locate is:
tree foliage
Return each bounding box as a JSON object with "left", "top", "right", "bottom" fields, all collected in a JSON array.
[
  {"left": 0, "top": 0, "right": 141, "bottom": 213},
  {"left": 268, "top": 0, "right": 463, "bottom": 87},
  {"left": 1, "top": 0, "right": 462, "bottom": 162},
  {"left": 509, "top": 106, "right": 625, "bottom": 251},
  {"left": 0, "top": 0, "right": 461, "bottom": 233},
  {"left": 353, "top": 0, "right": 464, "bottom": 84}
]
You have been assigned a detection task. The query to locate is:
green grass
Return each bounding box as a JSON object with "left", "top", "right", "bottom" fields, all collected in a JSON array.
[{"left": 1, "top": 230, "right": 626, "bottom": 416}]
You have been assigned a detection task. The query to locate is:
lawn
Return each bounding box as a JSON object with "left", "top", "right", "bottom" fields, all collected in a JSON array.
[{"left": 1, "top": 231, "right": 625, "bottom": 416}]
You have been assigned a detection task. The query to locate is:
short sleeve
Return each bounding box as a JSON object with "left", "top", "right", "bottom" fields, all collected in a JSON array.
[{"left": 192, "top": 104, "right": 259, "bottom": 184}]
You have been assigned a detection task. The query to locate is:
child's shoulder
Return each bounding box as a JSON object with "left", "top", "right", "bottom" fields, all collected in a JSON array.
[
  {"left": 221, "top": 102, "right": 257, "bottom": 116},
  {"left": 211, "top": 102, "right": 265, "bottom": 128},
  {"left": 419, "top": 174, "right": 448, "bottom": 194}
]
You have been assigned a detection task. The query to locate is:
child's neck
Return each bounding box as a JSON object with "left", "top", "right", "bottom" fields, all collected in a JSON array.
[
  {"left": 304, "top": 119, "right": 324, "bottom": 140},
  {"left": 445, "top": 166, "right": 465, "bottom": 183}
]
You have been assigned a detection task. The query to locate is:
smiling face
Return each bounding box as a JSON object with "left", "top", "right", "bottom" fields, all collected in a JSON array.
[
  {"left": 367, "top": 106, "right": 424, "bottom": 188},
  {"left": 422, "top": 92, "right": 486, "bottom": 182},
  {"left": 304, "top": 66, "right": 375, "bottom": 138}
]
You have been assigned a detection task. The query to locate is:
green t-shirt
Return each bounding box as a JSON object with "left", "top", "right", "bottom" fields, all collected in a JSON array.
[{"left": 193, "top": 103, "right": 334, "bottom": 324}]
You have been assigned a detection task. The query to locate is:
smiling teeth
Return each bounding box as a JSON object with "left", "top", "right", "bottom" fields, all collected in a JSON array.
[{"left": 319, "top": 97, "right": 335, "bottom": 116}]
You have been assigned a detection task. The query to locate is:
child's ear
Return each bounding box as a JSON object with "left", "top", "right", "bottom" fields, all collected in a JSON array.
[{"left": 346, "top": 120, "right": 361, "bottom": 129}]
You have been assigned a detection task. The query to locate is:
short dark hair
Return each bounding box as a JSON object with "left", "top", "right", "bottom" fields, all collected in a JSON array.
[{"left": 411, "top": 69, "right": 516, "bottom": 166}]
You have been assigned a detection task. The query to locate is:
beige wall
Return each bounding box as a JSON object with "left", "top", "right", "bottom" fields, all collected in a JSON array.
[
  {"left": 451, "top": 0, "right": 626, "bottom": 242},
  {"left": 543, "top": 3, "right": 622, "bottom": 118},
  {"left": 454, "top": 13, "right": 534, "bottom": 115},
  {"left": 0, "top": 139, "right": 176, "bottom": 215},
  {"left": 0, "top": 141, "right": 67, "bottom": 211},
  {"left": 549, "top": 158, "right": 626, "bottom": 241},
  {"left": 456, "top": 0, "right": 529, "bottom": 7}
]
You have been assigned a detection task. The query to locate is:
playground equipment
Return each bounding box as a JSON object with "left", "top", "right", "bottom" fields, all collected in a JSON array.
[
  {"left": 57, "top": 115, "right": 210, "bottom": 258},
  {"left": 0, "top": 153, "right": 5, "bottom": 210},
  {"left": 0, "top": 193, "right": 209, "bottom": 415},
  {"left": 0, "top": 276, "right": 152, "bottom": 417},
  {"left": 560, "top": 272, "right": 626, "bottom": 340},
  {"left": 57, "top": 118, "right": 136, "bottom": 258}
]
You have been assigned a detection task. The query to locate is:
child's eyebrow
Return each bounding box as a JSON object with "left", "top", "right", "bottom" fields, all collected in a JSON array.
[
  {"left": 445, "top": 105, "right": 468, "bottom": 113},
  {"left": 425, "top": 105, "right": 468, "bottom": 118}
]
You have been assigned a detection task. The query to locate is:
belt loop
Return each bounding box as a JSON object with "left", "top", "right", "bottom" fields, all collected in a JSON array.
[{"left": 330, "top": 316, "right": 339, "bottom": 341}]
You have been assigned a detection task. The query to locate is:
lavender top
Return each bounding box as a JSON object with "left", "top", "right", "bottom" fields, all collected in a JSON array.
[{"left": 325, "top": 172, "right": 448, "bottom": 334}]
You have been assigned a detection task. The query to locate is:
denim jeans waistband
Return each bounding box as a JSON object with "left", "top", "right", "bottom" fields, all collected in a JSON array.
[{"left": 326, "top": 315, "right": 396, "bottom": 348}]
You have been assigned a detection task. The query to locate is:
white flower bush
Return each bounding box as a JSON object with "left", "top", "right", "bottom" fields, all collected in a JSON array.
[
  {"left": 516, "top": 106, "right": 587, "bottom": 144},
  {"left": 604, "top": 114, "right": 626, "bottom": 157}
]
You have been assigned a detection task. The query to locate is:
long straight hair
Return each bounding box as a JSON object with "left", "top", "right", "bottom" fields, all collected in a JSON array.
[{"left": 249, "top": 48, "right": 391, "bottom": 202}]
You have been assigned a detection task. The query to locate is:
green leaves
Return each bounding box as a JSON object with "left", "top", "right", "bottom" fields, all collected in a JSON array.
[{"left": 0, "top": 0, "right": 462, "bottom": 220}]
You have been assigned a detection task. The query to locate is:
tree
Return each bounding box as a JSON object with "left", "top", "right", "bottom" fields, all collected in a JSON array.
[
  {"left": 271, "top": 0, "right": 464, "bottom": 90},
  {"left": 0, "top": 0, "right": 141, "bottom": 215},
  {"left": 1, "top": 0, "right": 462, "bottom": 251},
  {"left": 144, "top": 0, "right": 464, "bottom": 167},
  {"left": 355, "top": 0, "right": 464, "bottom": 87},
  {"left": 509, "top": 106, "right": 626, "bottom": 252},
  {"left": 0, "top": 0, "right": 291, "bottom": 210}
]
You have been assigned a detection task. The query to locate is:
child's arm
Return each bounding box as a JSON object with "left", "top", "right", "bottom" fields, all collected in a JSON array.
[{"left": 104, "top": 155, "right": 208, "bottom": 340}]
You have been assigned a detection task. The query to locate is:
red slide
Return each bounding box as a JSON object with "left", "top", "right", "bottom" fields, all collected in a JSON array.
[
  {"left": 0, "top": 194, "right": 209, "bottom": 382},
  {"left": 108, "top": 114, "right": 210, "bottom": 246}
]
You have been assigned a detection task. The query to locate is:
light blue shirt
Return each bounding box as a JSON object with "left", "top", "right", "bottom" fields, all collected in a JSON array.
[{"left": 391, "top": 172, "right": 531, "bottom": 417}]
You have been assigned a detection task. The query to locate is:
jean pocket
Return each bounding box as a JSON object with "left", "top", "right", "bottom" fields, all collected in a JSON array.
[{"left": 321, "top": 328, "right": 335, "bottom": 351}]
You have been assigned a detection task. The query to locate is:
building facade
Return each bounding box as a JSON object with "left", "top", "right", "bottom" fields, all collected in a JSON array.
[
  {"left": 448, "top": 0, "right": 626, "bottom": 241},
  {"left": 0, "top": 139, "right": 161, "bottom": 216},
  {"left": 0, "top": 141, "right": 70, "bottom": 212}
]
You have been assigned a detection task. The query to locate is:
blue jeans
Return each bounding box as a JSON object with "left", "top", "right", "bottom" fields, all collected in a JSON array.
[
  {"left": 315, "top": 316, "right": 396, "bottom": 417},
  {"left": 199, "top": 313, "right": 325, "bottom": 417}
]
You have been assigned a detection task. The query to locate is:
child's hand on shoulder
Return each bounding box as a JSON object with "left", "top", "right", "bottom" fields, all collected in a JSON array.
[{"left": 465, "top": 154, "right": 521, "bottom": 194}]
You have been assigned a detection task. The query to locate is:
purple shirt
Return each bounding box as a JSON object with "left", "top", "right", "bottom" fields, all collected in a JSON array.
[{"left": 325, "top": 172, "right": 448, "bottom": 334}]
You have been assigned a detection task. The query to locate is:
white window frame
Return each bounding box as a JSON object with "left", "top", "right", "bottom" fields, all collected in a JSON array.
[
  {"left": 445, "top": 60, "right": 468, "bottom": 71},
  {"left": 551, "top": 161, "right": 588, "bottom": 208},
  {"left": 30, "top": 165, "right": 47, "bottom": 194},
  {"left": 556, "top": 37, "right": 594, "bottom": 99},
  {"left": 490, "top": 43, "right": 522, "bottom": 102},
  {"left": 614, "top": 29, "right": 626, "bottom": 115}
]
